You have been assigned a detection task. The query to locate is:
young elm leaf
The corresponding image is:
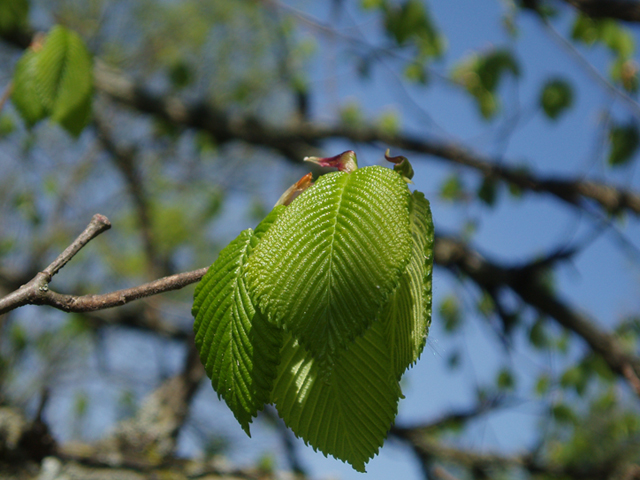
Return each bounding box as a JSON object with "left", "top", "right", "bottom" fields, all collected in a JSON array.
[
  {"left": 272, "top": 320, "right": 401, "bottom": 472},
  {"left": 245, "top": 166, "right": 412, "bottom": 365},
  {"left": 193, "top": 209, "right": 286, "bottom": 435},
  {"left": 381, "top": 191, "right": 434, "bottom": 380}
]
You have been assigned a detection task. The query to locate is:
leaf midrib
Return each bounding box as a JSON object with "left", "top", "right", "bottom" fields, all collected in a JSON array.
[{"left": 322, "top": 173, "right": 349, "bottom": 333}]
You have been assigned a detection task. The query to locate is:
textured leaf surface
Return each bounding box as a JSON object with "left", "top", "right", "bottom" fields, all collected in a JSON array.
[
  {"left": 272, "top": 320, "right": 401, "bottom": 472},
  {"left": 246, "top": 166, "right": 412, "bottom": 362},
  {"left": 193, "top": 225, "right": 283, "bottom": 434},
  {"left": 382, "top": 192, "right": 434, "bottom": 379}
]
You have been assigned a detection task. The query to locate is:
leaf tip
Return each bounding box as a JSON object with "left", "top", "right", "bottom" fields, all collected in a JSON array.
[{"left": 384, "top": 149, "right": 414, "bottom": 181}]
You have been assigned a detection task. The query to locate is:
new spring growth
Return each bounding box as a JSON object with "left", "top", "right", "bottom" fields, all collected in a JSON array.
[
  {"left": 304, "top": 150, "right": 358, "bottom": 173},
  {"left": 384, "top": 149, "right": 414, "bottom": 183},
  {"left": 275, "top": 172, "right": 314, "bottom": 207}
]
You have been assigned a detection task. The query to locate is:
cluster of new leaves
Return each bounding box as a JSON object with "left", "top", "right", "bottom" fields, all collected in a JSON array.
[
  {"left": 192, "top": 154, "right": 434, "bottom": 471},
  {"left": 11, "top": 25, "right": 93, "bottom": 136}
]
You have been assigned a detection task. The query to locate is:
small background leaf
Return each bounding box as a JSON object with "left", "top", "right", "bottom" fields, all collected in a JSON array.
[
  {"left": 608, "top": 122, "right": 639, "bottom": 167},
  {"left": 452, "top": 49, "right": 519, "bottom": 119},
  {"left": 540, "top": 79, "right": 573, "bottom": 119},
  {"left": 11, "top": 25, "right": 93, "bottom": 136},
  {"left": 382, "top": 0, "right": 444, "bottom": 59}
]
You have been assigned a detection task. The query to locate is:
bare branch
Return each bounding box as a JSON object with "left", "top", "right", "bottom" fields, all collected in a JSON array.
[
  {"left": 434, "top": 235, "right": 640, "bottom": 397},
  {"left": 562, "top": 0, "right": 640, "bottom": 22},
  {"left": 0, "top": 214, "right": 111, "bottom": 315},
  {"left": 45, "top": 215, "right": 112, "bottom": 280},
  {"left": 2, "top": 268, "right": 207, "bottom": 315},
  {"left": 0, "top": 214, "right": 205, "bottom": 317}
]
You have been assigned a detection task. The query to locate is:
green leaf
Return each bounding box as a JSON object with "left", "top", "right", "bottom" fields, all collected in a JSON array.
[
  {"left": 540, "top": 79, "right": 573, "bottom": 120},
  {"left": 440, "top": 295, "right": 461, "bottom": 333},
  {"left": 57, "top": 89, "right": 92, "bottom": 137},
  {"left": 0, "top": 0, "right": 29, "bottom": 35},
  {"left": 535, "top": 374, "right": 550, "bottom": 396},
  {"left": 529, "top": 317, "right": 549, "bottom": 349},
  {"left": 0, "top": 114, "right": 16, "bottom": 138},
  {"left": 610, "top": 58, "right": 639, "bottom": 93},
  {"left": 339, "top": 101, "right": 363, "bottom": 127},
  {"left": 377, "top": 109, "right": 401, "bottom": 136},
  {"left": 560, "top": 365, "right": 589, "bottom": 395},
  {"left": 272, "top": 321, "right": 402, "bottom": 472},
  {"left": 34, "top": 26, "right": 93, "bottom": 135},
  {"left": 381, "top": 192, "right": 433, "bottom": 379},
  {"left": 246, "top": 166, "right": 412, "bottom": 364},
  {"left": 361, "top": 0, "right": 384, "bottom": 10},
  {"left": 476, "top": 50, "right": 519, "bottom": 91},
  {"left": 11, "top": 50, "right": 47, "bottom": 127},
  {"left": 497, "top": 368, "right": 515, "bottom": 390},
  {"left": 404, "top": 62, "right": 428, "bottom": 84},
  {"left": 477, "top": 177, "right": 498, "bottom": 206},
  {"left": 572, "top": 14, "right": 635, "bottom": 59},
  {"left": 383, "top": 0, "right": 444, "bottom": 59},
  {"left": 11, "top": 25, "right": 93, "bottom": 136},
  {"left": 451, "top": 49, "right": 519, "bottom": 119},
  {"left": 193, "top": 220, "right": 284, "bottom": 435},
  {"left": 600, "top": 21, "right": 634, "bottom": 59},
  {"left": 440, "top": 174, "right": 465, "bottom": 202},
  {"left": 608, "top": 122, "right": 639, "bottom": 167},
  {"left": 571, "top": 14, "right": 601, "bottom": 45},
  {"left": 552, "top": 403, "right": 578, "bottom": 425}
]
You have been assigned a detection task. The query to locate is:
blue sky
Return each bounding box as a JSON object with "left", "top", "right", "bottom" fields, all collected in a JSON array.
[{"left": 12, "top": 2, "right": 639, "bottom": 479}]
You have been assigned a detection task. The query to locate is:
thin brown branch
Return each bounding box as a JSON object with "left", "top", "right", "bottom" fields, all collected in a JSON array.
[
  {"left": 45, "top": 214, "right": 111, "bottom": 280},
  {"left": 14, "top": 268, "right": 207, "bottom": 314},
  {"left": 0, "top": 214, "right": 111, "bottom": 315},
  {"left": 562, "top": 0, "right": 640, "bottom": 22},
  {"left": 0, "top": 214, "right": 207, "bottom": 317}
]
